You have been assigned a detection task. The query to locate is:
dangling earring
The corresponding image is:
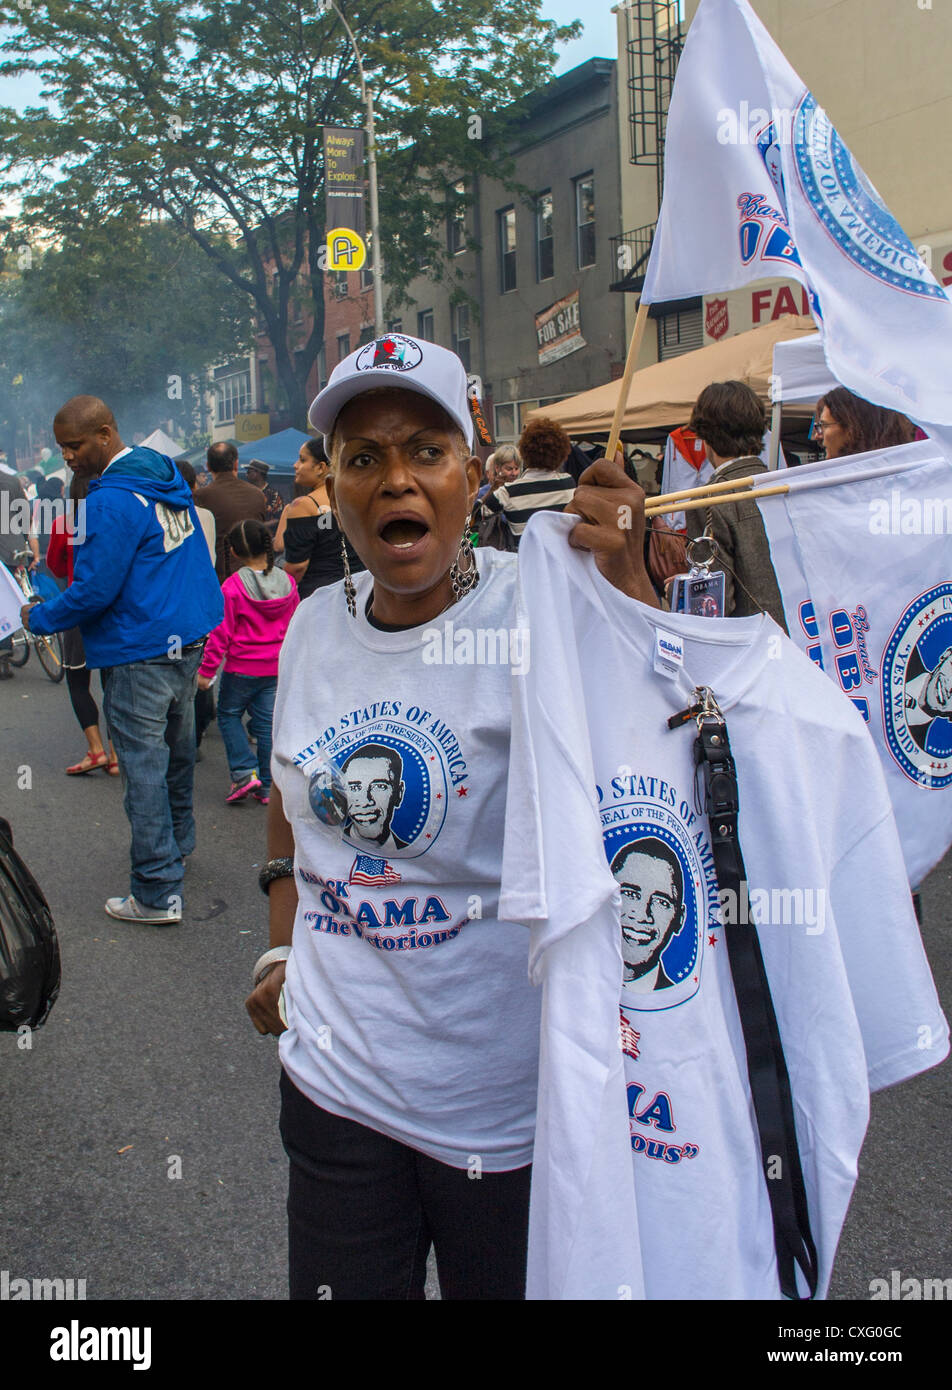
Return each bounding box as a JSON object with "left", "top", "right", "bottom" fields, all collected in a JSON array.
[
  {"left": 341, "top": 535, "right": 357, "bottom": 618},
  {"left": 449, "top": 520, "right": 479, "bottom": 602}
]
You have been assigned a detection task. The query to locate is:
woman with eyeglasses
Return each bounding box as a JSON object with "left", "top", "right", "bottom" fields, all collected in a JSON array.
[{"left": 814, "top": 386, "right": 916, "bottom": 459}]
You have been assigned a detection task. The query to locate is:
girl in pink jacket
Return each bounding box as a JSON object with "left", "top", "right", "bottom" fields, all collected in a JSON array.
[{"left": 198, "top": 520, "right": 300, "bottom": 804}]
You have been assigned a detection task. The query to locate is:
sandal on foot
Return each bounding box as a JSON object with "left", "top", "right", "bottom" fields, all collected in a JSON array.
[{"left": 66, "top": 751, "right": 109, "bottom": 776}]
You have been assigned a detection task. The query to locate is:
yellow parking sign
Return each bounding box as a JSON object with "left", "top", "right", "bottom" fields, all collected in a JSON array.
[{"left": 326, "top": 228, "right": 367, "bottom": 271}]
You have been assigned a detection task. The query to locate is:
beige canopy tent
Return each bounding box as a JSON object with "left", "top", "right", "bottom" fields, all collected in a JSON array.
[{"left": 526, "top": 314, "right": 819, "bottom": 440}]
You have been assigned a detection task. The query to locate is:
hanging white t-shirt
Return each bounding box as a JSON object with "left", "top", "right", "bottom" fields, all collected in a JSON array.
[
  {"left": 271, "top": 546, "right": 541, "bottom": 1171},
  {"left": 500, "top": 513, "right": 949, "bottom": 1299}
]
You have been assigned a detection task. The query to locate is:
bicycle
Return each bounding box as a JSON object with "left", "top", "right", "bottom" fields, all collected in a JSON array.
[{"left": 8, "top": 550, "right": 65, "bottom": 683}]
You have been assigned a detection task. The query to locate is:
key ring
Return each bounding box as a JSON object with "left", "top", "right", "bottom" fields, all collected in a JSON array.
[{"left": 685, "top": 528, "right": 717, "bottom": 575}]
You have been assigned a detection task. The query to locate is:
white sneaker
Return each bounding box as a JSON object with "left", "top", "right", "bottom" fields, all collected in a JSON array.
[{"left": 105, "top": 895, "right": 182, "bottom": 925}]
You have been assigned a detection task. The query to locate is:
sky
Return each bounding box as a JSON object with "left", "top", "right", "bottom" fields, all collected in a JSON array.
[{"left": 0, "top": 4, "right": 622, "bottom": 112}]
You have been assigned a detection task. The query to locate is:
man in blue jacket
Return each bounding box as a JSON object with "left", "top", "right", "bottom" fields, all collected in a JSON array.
[{"left": 22, "top": 396, "right": 223, "bottom": 925}]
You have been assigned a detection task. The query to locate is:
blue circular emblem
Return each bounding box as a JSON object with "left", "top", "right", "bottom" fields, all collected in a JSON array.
[
  {"left": 793, "top": 93, "right": 941, "bottom": 299},
  {"left": 881, "top": 584, "right": 952, "bottom": 789},
  {"left": 603, "top": 814, "right": 706, "bottom": 1013},
  {"left": 321, "top": 724, "right": 450, "bottom": 857}
]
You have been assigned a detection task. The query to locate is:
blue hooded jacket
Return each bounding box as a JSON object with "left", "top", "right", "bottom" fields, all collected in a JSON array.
[{"left": 30, "top": 447, "right": 224, "bottom": 667}]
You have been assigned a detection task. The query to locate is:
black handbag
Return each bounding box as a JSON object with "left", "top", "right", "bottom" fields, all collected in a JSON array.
[
  {"left": 0, "top": 817, "right": 62, "bottom": 1030},
  {"left": 474, "top": 503, "right": 518, "bottom": 553}
]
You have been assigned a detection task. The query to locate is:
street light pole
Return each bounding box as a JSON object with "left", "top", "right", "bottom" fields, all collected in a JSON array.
[{"left": 323, "top": 1, "right": 385, "bottom": 337}]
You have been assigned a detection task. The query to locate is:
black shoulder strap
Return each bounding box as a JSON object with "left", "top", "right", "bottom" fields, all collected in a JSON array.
[{"left": 669, "top": 690, "right": 819, "bottom": 1299}]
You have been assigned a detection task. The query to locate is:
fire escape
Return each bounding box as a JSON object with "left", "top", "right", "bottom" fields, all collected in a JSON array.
[{"left": 609, "top": 1, "right": 682, "bottom": 295}]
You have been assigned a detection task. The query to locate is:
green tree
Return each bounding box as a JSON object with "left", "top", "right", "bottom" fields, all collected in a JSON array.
[
  {"left": 0, "top": 214, "right": 251, "bottom": 448},
  {"left": 0, "top": 0, "right": 580, "bottom": 427},
  {"left": 0, "top": 269, "right": 28, "bottom": 466}
]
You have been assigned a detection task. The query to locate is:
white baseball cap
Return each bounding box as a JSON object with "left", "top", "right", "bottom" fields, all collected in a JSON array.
[{"left": 308, "top": 333, "right": 475, "bottom": 450}]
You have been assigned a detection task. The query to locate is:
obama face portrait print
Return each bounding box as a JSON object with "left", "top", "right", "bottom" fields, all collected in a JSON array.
[
  {"left": 612, "top": 836, "right": 689, "bottom": 994},
  {"left": 341, "top": 744, "right": 408, "bottom": 852}
]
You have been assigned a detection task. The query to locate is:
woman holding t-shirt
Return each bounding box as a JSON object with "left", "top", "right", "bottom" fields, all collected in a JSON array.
[{"left": 245, "top": 336, "right": 656, "bottom": 1300}]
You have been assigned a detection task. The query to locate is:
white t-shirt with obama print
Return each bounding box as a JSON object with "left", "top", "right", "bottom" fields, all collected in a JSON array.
[
  {"left": 500, "top": 513, "right": 949, "bottom": 1300},
  {"left": 271, "top": 546, "right": 541, "bottom": 1171}
]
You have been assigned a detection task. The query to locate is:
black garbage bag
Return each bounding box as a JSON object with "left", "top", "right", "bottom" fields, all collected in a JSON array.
[{"left": 0, "top": 816, "right": 61, "bottom": 1030}]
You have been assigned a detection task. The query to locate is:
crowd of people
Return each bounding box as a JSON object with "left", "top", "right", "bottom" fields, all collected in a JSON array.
[{"left": 2, "top": 335, "right": 939, "bottom": 1301}]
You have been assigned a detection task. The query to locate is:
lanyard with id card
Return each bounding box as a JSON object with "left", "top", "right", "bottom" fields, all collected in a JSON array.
[{"left": 668, "top": 527, "right": 726, "bottom": 619}]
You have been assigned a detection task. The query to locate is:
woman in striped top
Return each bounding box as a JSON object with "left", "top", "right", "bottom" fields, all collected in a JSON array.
[{"left": 480, "top": 417, "right": 576, "bottom": 541}]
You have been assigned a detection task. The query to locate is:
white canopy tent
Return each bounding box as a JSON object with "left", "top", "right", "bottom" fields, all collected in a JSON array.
[
  {"left": 140, "top": 428, "right": 186, "bottom": 456},
  {"left": 771, "top": 333, "right": 837, "bottom": 404}
]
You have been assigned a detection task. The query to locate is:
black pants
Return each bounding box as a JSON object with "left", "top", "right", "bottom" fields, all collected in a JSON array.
[
  {"left": 65, "top": 663, "right": 105, "bottom": 732},
  {"left": 279, "top": 1069, "right": 531, "bottom": 1301},
  {"left": 195, "top": 684, "right": 215, "bottom": 748}
]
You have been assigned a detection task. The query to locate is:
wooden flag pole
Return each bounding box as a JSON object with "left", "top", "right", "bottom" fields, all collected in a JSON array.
[
  {"left": 646, "top": 482, "right": 791, "bottom": 516},
  {"left": 649, "top": 472, "right": 765, "bottom": 509},
  {"left": 605, "top": 299, "right": 650, "bottom": 465}
]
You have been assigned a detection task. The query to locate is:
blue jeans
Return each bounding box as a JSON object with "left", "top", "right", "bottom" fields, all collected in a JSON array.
[
  {"left": 217, "top": 672, "right": 277, "bottom": 789},
  {"left": 102, "top": 644, "right": 202, "bottom": 911}
]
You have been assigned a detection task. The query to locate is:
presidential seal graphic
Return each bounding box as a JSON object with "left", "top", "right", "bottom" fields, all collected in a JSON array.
[
  {"left": 294, "top": 700, "right": 469, "bottom": 858},
  {"left": 600, "top": 771, "right": 720, "bottom": 1012},
  {"left": 881, "top": 584, "right": 952, "bottom": 789},
  {"left": 793, "top": 92, "right": 940, "bottom": 299}
]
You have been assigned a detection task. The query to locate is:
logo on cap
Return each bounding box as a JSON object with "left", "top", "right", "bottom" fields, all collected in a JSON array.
[{"left": 355, "top": 334, "right": 423, "bottom": 373}]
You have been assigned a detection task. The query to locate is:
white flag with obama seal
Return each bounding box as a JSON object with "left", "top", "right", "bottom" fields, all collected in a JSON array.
[
  {"left": 756, "top": 441, "right": 952, "bottom": 888},
  {"left": 642, "top": 0, "right": 952, "bottom": 431}
]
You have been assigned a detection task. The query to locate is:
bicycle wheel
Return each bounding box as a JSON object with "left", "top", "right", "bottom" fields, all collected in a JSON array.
[
  {"left": 35, "top": 632, "right": 65, "bottom": 683},
  {"left": 8, "top": 632, "right": 29, "bottom": 668}
]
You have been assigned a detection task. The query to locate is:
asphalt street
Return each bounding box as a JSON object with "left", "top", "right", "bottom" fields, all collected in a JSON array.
[{"left": 1, "top": 656, "right": 949, "bottom": 1302}]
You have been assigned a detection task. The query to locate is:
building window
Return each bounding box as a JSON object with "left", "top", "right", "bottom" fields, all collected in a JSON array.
[
  {"left": 575, "top": 174, "right": 596, "bottom": 269},
  {"left": 656, "top": 305, "right": 704, "bottom": 360},
  {"left": 494, "top": 396, "right": 566, "bottom": 442},
  {"left": 536, "top": 191, "right": 554, "bottom": 282},
  {"left": 388, "top": 319, "right": 403, "bottom": 334},
  {"left": 332, "top": 271, "right": 349, "bottom": 299},
  {"left": 360, "top": 234, "right": 374, "bottom": 291},
  {"left": 336, "top": 332, "right": 351, "bottom": 363},
  {"left": 447, "top": 179, "right": 466, "bottom": 255},
  {"left": 498, "top": 207, "right": 516, "bottom": 293},
  {"left": 216, "top": 369, "right": 252, "bottom": 425},
  {"left": 452, "top": 303, "right": 471, "bottom": 371},
  {"left": 358, "top": 324, "right": 374, "bottom": 346},
  {"left": 317, "top": 345, "right": 328, "bottom": 391},
  {"left": 494, "top": 402, "right": 516, "bottom": 441},
  {"left": 417, "top": 309, "right": 434, "bottom": 341}
]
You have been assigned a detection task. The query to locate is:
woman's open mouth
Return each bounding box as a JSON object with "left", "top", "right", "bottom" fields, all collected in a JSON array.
[{"left": 378, "top": 515, "right": 431, "bottom": 552}]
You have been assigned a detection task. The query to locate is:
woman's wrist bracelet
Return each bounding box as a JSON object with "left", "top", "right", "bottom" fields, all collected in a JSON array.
[
  {"left": 253, "top": 946, "right": 292, "bottom": 987},
  {"left": 258, "top": 856, "right": 295, "bottom": 896}
]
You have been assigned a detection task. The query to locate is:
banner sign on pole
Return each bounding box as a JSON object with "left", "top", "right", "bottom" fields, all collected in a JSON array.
[{"left": 323, "top": 125, "right": 366, "bottom": 238}]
